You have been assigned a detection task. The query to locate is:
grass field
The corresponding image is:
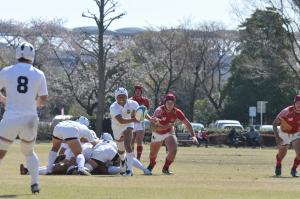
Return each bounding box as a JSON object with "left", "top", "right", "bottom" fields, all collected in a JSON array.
[{"left": 0, "top": 143, "right": 300, "bottom": 199}]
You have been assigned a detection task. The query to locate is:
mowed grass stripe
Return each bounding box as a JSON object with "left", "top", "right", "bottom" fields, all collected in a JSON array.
[{"left": 0, "top": 143, "right": 300, "bottom": 199}]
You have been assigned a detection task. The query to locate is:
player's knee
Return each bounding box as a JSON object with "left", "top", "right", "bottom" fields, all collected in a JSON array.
[
  {"left": 116, "top": 141, "right": 125, "bottom": 152},
  {"left": 20, "top": 142, "right": 34, "bottom": 156},
  {"left": 149, "top": 154, "right": 157, "bottom": 159},
  {"left": 0, "top": 139, "right": 11, "bottom": 151}
]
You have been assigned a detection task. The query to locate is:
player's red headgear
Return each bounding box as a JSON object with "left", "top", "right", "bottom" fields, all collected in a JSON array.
[
  {"left": 134, "top": 84, "right": 143, "bottom": 90},
  {"left": 294, "top": 94, "right": 300, "bottom": 103},
  {"left": 164, "top": 92, "right": 176, "bottom": 102},
  {"left": 134, "top": 84, "right": 143, "bottom": 94}
]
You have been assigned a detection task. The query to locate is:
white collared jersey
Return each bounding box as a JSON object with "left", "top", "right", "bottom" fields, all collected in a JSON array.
[
  {"left": 110, "top": 99, "right": 139, "bottom": 129},
  {"left": 0, "top": 63, "right": 48, "bottom": 118}
]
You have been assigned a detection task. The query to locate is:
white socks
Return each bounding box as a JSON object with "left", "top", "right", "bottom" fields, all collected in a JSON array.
[
  {"left": 76, "top": 154, "right": 85, "bottom": 171},
  {"left": 46, "top": 151, "right": 57, "bottom": 173},
  {"left": 38, "top": 166, "right": 48, "bottom": 175},
  {"left": 126, "top": 152, "right": 134, "bottom": 171},
  {"left": 26, "top": 152, "right": 39, "bottom": 185},
  {"left": 84, "top": 163, "right": 94, "bottom": 172},
  {"left": 133, "top": 157, "right": 145, "bottom": 171}
]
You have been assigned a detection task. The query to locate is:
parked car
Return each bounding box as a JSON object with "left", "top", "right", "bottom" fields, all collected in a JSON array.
[
  {"left": 259, "top": 125, "right": 273, "bottom": 133},
  {"left": 175, "top": 122, "right": 204, "bottom": 146},
  {"left": 250, "top": 124, "right": 275, "bottom": 134},
  {"left": 214, "top": 120, "right": 242, "bottom": 128},
  {"left": 220, "top": 123, "right": 244, "bottom": 131}
]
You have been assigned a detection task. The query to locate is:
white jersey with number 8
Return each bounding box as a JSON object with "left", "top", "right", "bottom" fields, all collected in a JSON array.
[{"left": 0, "top": 63, "right": 48, "bottom": 119}]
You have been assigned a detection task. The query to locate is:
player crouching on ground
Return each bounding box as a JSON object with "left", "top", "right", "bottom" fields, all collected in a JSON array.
[
  {"left": 46, "top": 116, "right": 99, "bottom": 175},
  {"left": 21, "top": 133, "right": 152, "bottom": 175},
  {"left": 273, "top": 94, "right": 300, "bottom": 177}
]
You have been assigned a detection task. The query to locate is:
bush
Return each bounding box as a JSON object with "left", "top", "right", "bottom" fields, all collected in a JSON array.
[{"left": 37, "top": 121, "right": 52, "bottom": 141}]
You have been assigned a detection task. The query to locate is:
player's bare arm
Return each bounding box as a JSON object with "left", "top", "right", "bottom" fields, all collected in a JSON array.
[
  {"left": 150, "top": 120, "right": 174, "bottom": 131},
  {"left": 272, "top": 117, "right": 283, "bottom": 145},
  {"left": 0, "top": 93, "right": 6, "bottom": 105},
  {"left": 115, "top": 114, "right": 138, "bottom": 124},
  {"left": 182, "top": 119, "right": 198, "bottom": 144},
  {"left": 36, "top": 95, "right": 48, "bottom": 107}
]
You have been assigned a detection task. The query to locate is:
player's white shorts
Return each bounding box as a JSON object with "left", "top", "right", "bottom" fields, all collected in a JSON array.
[
  {"left": 151, "top": 132, "right": 176, "bottom": 142},
  {"left": 53, "top": 125, "right": 79, "bottom": 140},
  {"left": 279, "top": 129, "right": 300, "bottom": 145},
  {"left": 0, "top": 115, "right": 38, "bottom": 141},
  {"left": 112, "top": 123, "right": 133, "bottom": 140},
  {"left": 133, "top": 121, "right": 144, "bottom": 132},
  {"left": 91, "top": 142, "right": 117, "bottom": 163}
]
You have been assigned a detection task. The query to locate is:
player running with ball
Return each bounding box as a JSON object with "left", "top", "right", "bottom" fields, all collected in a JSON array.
[{"left": 110, "top": 87, "right": 154, "bottom": 176}]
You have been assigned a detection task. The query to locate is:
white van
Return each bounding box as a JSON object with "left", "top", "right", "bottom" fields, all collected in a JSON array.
[
  {"left": 214, "top": 120, "right": 242, "bottom": 128},
  {"left": 177, "top": 122, "right": 205, "bottom": 133}
]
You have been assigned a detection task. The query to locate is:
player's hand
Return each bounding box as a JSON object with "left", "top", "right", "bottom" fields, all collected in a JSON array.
[
  {"left": 191, "top": 136, "right": 199, "bottom": 145},
  {"left": 132, "top": 118, "right": 139, "bottom": 123},
  {"left": 275, "top": 136, "right": 284, "bottom": 146},
  {"left": 149, "top": 117, "right": 159, "bottom": 124}
]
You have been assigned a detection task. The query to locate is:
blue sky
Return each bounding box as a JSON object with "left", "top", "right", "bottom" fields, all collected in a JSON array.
[{"left": 0, "top": 0, "right": 246, "bottom": 30}]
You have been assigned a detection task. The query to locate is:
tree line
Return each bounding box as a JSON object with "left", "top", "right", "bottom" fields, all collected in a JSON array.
[{"left": 0, "top": 0, "right": 299, "bottom": 131}]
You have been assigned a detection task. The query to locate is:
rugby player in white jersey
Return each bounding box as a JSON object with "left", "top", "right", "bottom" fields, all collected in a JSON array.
[
  {"left": 0, "top": 42, "right": 48, "bottom": 194},
  {"left": 110, "top": 87, "right": 140, "bottom": 176},
  {"left": 46, "top": 116, "right": 98, "bottom": 175}
]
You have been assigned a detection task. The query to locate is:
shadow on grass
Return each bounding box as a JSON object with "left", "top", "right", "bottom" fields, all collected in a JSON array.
[
  {"left": 0, "top": 194, "right": 32, "bottom": 198},
  {"left": 271, "top": 175, "right": 298, "bottom": 178}
]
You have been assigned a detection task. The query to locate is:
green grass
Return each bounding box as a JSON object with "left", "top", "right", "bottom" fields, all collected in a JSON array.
[{"left": 0, "top": 143, "right": 300, "bottom": 199}]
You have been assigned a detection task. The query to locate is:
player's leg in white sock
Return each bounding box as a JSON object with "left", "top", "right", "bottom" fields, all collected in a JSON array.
[
  {"left": 133, "top": 157, "right": 146, "bottom": 171},
  {"left": 126, "top": 152, "right": 134, "bottom": 171},
  {"left": 47, "top": 150, "right": 57, "bottom": 173},
  {"left": 26, "top": 152, "right": 39, "bottom": 185},
  {"left": 76, "top": 154, "right": 85, "bottom": 171},
  {"left": 38, "top": 166, "right": 48, "bottom": 175}
]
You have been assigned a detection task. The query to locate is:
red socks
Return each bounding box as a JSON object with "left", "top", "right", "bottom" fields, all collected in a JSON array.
[
  {"left": 276, "top": 154, "right": 282, "bottom": 167},
  {"left": 292, "top": 157, "right": 300, "bottom": 170},
  {"left": 137, "top": 145, "right": 143, "bottom": 160},
  {"left": 163, "top": 159, "right": 173, "bottom": 170}
]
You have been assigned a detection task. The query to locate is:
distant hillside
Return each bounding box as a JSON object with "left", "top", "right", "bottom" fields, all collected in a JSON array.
[
  {"left": 114, "top": 27, "right": 145, "bottom": 34},
  {"left": 72, "top": 26, "right": 146, "bottom": 35}
]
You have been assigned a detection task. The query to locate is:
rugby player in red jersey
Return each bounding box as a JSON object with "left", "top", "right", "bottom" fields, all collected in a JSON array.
[
  {"left": 273, "top": 94, "right": 300, "bottom": 177},
  {"left": 146, "top": 92, "right": 198, "bottom": 175},
  {"left": 130, "top": 84, "right": 150, "bottom": 160}
]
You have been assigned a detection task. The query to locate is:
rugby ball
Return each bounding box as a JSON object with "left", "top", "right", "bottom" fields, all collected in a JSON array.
[{"left": 135, "top": 105, "right": 148, "bottom": 121}]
